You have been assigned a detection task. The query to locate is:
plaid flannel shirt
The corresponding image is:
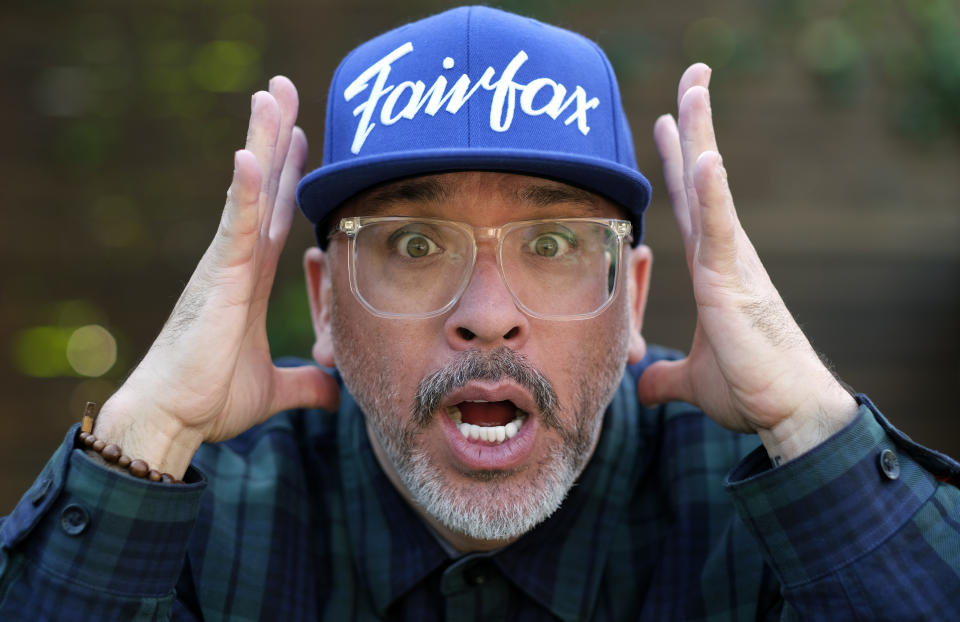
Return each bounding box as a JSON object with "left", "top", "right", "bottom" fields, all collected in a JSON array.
[{"left": 2, "top": 348, "right": 959, "bottom": 620}]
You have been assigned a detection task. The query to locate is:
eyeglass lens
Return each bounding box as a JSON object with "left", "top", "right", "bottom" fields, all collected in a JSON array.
[{"left": 351, "top": 219, "right": 620, "bottom": 318}]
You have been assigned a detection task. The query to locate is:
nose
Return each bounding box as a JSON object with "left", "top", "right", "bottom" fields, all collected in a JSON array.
[{"left": 444, "top": 251, "right": 529, "bottom": 351}]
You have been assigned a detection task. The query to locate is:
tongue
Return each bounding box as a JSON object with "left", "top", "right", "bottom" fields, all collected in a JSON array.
[{"left": 458, "top": 401, "right": 516, "bottom": 427}]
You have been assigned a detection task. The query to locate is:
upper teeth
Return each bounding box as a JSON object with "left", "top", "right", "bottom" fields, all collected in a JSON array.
[{"left": 445, "top": 406, "right": 527, "bottom": 444}]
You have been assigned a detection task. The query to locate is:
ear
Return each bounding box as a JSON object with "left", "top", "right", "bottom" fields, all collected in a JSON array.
[
  {"left": 304, "top": 246, "right": 335, "bottom": 367},
  {"left": 626, "top": 244, "right": 653, "bottom": 364}
]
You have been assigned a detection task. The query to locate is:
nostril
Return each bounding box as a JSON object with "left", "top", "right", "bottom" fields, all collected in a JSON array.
[
  {"left": 503, "top": 327, "right": 519, "bottom": 340},
  {"left": 457, "top": 327, "right": 476, "bottom": 340}
]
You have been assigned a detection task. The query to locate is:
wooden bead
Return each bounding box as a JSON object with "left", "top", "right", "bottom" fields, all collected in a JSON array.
[
  {"left": 129, "top": 460, "right": 149, "bottom": 478},
  {"left": 81, "top": 403, "right": 97, "bottom": 434},
  {"left": 78, "top": 401, "right": 181, "bottom": 485},
  {"left": 101, "top": 444, "right": 122, "bottom": 463}
]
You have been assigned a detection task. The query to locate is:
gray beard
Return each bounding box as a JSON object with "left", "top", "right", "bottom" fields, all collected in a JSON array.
[
  {"left": 398, "top": 439, "right": 582, "bottom": 541},
  {"left": 355, "top": 347, "right": 613, "bottom": 542},
  {"left": 331, "top": 297, "right": 628, "bottom": 543},
  {"left": 379, "top": 348, "right": 582, "bottom": 541}
]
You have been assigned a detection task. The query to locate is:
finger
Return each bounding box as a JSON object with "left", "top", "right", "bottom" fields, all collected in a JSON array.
[
  {"left": 269, "top": 126, "right": 308, "bottom": 245},
  {"left": 677, "top": 85, "right": 719, "bottom": 241},
  {"left": 653, "top": 114, "right": 693, "bottom": 246},
  {"left": 635, "top": 359, "right": 692, "bottom": 407},
  {"left": 270, "top": 365, "right": 342, "bottom": 414},
  {"left": 252, "top": 127, "right": 307, "bottom": 305},
  {"left": 677, "top": 63, "right": 712, "bottom": 109},
  {"left": 262, "top": 76, "right": 300, "bottom": 231},
  {"left": 678, "top": 86, "right": 720, "bottom": 182},
  {"left": 213, "top": 149, "right": 262, "bottom": 267},
  {"left": 246, "top": 91, "right": 282, "bottom": 225},
  {"left": 693, "top": 150, "right": 738, "bottom": 272}
]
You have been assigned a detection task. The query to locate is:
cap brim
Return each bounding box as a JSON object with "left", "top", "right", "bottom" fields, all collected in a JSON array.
[{"left": 296, "top": 148, "right": 651, "bottom": 243}]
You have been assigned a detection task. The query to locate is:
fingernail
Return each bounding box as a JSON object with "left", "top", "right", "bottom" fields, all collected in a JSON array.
[
  {"left": 251, "top": 92, "right": 258, "bottom": 112},
  {"left": 268, "top": 77, "right": 276, "bottom": 91}
]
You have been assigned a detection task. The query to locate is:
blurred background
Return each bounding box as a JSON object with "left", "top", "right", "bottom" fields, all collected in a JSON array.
[{"left": 1, "top": 0, "right": 958, "bottom": 511}]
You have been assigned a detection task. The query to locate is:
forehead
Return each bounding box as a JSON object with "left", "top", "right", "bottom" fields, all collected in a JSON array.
[{"left": 338, "top": 171, "right": 626, "bottom": 221}]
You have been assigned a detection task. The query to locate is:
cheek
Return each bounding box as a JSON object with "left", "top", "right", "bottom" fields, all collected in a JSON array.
[
  {"left": 536, "top": 298, "right": 630, "bottom": 368},
  {"left": 329, "top": 287, "right": 445, "bottom": 410},
  {"left": 529, "top": 304, "right": 631, "bottom": 418}
]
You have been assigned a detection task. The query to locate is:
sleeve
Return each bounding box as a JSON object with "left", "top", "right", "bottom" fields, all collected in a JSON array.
[
  {"left": 725, "top": 394, "right": 960, "bottom": 620},
  {"left": 0, "top": 424, "right": 208, "bottom": 621}
]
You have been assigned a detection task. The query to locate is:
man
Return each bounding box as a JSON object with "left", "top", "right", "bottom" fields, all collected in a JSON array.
[{"left": 2, "top": 6, "right": 958, "bottom": 620}]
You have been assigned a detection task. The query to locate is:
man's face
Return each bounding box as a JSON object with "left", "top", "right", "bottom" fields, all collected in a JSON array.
[{"left": 307, "top": 171, "right": 650, "bottom": 550}]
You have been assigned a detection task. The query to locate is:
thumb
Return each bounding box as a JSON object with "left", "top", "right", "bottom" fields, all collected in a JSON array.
[
  {"left": 635, "top": 359, "right": 691, "bottom": 407},
  {"left": 270, "top": 365, "right": 341, "bottom": 414}
]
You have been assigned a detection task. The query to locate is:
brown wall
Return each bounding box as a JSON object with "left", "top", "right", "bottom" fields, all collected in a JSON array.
[{"left": 1, "top": 0, "right": 958, "bottom": 511}]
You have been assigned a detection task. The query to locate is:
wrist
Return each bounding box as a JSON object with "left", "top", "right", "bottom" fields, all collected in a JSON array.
[
  {"left": 94, "top": 390, "right": 205, "bottom": 480},
  {"left": 757, "top": 381, "right": 858, "bottom": 465}
]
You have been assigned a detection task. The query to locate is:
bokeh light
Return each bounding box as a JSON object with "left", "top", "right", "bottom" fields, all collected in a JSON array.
[
  {"left": 12, "top": 327, "right": 73, "bottom": 378},
  {"left": 189, "top": 40, "right": 260, "bottom": 93},
  {"left": 66, "top": 325, "right": 117, "bottom": 377}
]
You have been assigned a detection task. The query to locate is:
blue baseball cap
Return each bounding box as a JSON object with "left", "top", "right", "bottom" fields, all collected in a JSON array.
[{"left": 296, "top": 5, "right": 651, "bottom": 244}]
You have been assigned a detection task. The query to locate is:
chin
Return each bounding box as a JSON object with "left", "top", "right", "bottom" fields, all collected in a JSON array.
[{"left": 399, "top": 440, "right": 583, "bottom": 543}]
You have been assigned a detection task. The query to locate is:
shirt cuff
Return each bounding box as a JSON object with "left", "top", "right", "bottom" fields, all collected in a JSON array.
[
  {"left": 2, "top": 424, "right": 207, "bottom": 597},
  {"left": 724, "top": 397, "right": 942, "bottom": 587}
]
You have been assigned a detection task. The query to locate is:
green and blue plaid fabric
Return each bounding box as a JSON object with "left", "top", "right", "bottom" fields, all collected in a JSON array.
[{"left": 2, "top": 350, "right": 959, "bottom": 620}]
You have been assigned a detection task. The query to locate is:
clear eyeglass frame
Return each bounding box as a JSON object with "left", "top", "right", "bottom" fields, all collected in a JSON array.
[{"left": 334, "top": 216, "right": 633, "bottom": 321}]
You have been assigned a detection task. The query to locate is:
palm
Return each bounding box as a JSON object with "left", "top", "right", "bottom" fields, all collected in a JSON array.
[
  {"left": 98, "top": 78, "right": 339, "bottom": 471},
  {"left": 636, "top": 64, "right": 856, "bottom": 446}
]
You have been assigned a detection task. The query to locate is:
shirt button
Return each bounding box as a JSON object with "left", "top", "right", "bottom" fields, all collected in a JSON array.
[
  {"left": 464, "top": 561, "right": 492, "bottom": 586},
  {"left": 60, "top": 504, "right": 90, "bottom": 536},
  {"left": 878, "top": 449, "right": 901, "bottom": 480}
]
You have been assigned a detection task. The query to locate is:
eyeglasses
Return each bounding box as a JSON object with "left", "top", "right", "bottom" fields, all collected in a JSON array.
[
  {"left": 334, "top": 216, "right": 632, "bottom": 320},
  {"left": 335, "top": 216, "right": 633, "bottom": 320}
]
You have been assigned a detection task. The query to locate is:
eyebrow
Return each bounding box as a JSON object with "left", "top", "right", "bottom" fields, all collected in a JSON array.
[
  {"left": 515, "top": 184, "right": 604, "bottom": 214},
  {"left": 361, "top": 178, "right": 448, "bottom": 215}
]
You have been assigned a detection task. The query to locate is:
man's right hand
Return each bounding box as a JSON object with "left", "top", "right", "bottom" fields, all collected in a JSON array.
[{"left": 92, "top": 77, "right": 340, "bottom": 479}]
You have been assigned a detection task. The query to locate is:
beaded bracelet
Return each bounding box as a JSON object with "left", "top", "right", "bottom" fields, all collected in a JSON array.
[{"left": 79, "top": 401, "right": 184, "bottom": 484}]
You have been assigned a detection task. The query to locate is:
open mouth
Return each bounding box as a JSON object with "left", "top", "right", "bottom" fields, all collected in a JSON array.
[{"left": 446, "top": 400, "right": 529, "bottom": 444}]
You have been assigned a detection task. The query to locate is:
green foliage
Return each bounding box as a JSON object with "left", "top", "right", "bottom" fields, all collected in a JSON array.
[
  {"left": 189, "top": 40, "right": 261, "bottom": 93},
  {"left": 266, "top": 279, "right": 314, "bottom": 360},
  {"left": 764, "top": 0, "right": 960, "bottom": 140}
]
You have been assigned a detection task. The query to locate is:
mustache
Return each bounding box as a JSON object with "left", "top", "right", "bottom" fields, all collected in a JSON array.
[{"left": 412, "top": 347, "right": 560, "bottom": 428}]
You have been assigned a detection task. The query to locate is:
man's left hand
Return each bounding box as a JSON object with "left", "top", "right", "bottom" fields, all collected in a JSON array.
[{"left": 636, "top": 63, "right": 859, "bottom": 464}]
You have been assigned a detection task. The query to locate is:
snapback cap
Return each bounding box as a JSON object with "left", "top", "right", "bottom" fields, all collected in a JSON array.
[{"left": 296, "top": 5, "right": 651, "bottom": 244}]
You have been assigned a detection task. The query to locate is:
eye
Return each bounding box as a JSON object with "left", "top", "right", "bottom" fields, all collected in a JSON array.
[
  {"left": 393, "top": 232, "right": 441, "bottom": 258},
  {"left": 528, "top": 232, "right": 575, "bottom": 258}
]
